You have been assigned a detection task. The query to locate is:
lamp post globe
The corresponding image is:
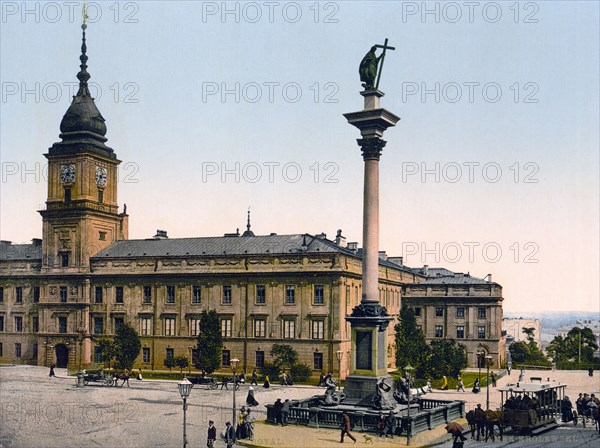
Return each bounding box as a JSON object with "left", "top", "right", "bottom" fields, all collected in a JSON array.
[
  {"left": 178, "top": 377, "right": 193, "bottom": 448},
  {"left": 231, "top": 358, "right": 240, "bottom": 430}
]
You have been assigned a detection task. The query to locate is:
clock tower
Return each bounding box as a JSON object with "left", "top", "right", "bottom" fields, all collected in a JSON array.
[{"left": 39, "top": 23, "right": 128, "bottom": 271}]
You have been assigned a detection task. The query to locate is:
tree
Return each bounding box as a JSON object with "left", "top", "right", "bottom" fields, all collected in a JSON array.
[
  {"left": 270, "top": 344, "right": 298, "bottom": 370},
  {"left": 113, "top": 323, "right": 141, "bottom": 370},
  {"left": 522, "top": 327, "right": 536, "bottom": 344},
  {"left": 164, "top": 354, "right": 176, "bottom": 372},
  {"left": 426, "top": 339, "right": 467, "bottom": 378},
  {"left": 547, "top": 327, "right": 598, "bottom": 365},
  {"left": 194, "top": 310, "right": 222, "bottom": 374},
  {"left": 96, "top": 338, "right": 117, "bottom": 369},
  {"left": 509, "top": 341, "right": 530, "bottom": 364},
  {"left": 174, "top": 355, "right": 189, "bottom": 374},
  {"left": 509, "top": 327, "right": 550, "bottom": 367},
  {"left": 290, "top": 363, "right": 312, "bottom": 382},
  {"left": 394, "top": 306, "right": 430, "bottom": 378}
]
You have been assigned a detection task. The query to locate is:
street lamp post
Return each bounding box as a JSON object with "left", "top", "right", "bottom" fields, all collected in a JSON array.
[
  {"left": 178, "top": 377, "right": 193, "bottom": 448},
  {"left": 485, "top": 355, "right": 493, "bottom": 411},
  {"left": 476, "top": 349, "right": 484, "bottom": 383},
  {"left": 231, "top": 358, "right": 240, "bottom": 429},
  {"left": 404, "top": 364, "right": 414, "bottom": 446},
  {"left": 336, "top": 350, "right": 343, "bottom": 390}
]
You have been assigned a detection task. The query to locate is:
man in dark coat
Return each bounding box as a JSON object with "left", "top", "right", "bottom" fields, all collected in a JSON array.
[
  {"left": 281, "top": 399, "right": 291, "bottom": 425},
  {"left": 207, "top": 420, "right": 216, "bottom": 448},
  {"left": 251, "top": 369, "right": 258, "bottom": 385},
  {"left": 340, "top": 411, "right": 356, "bottom": 443},
  {"left": 224, "top": 421, "right": 235, "bottom": 448},
  {"left": 273, "top": 398, "right": 283, "bottom": 426}
]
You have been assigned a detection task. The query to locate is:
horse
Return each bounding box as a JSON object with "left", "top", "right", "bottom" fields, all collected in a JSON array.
[
  {"left": 484, "top": 410, "right": 504, "bottom": 442},
  {"left": 465, "top": 411, "right": 477, "bottom": 439},
  {"left": 113, "top": 371, "right": 131, "bottom": 387}
]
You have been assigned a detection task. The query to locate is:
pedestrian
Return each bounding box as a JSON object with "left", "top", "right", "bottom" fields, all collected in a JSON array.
[
  {"left": 472, "top": 378, "right": 480, "bottom": 394},
  {"left": 207, "top": 420, "right": 216, "bottom": 448},
  {"left": 136, "top": 368, "right": 143, "bottom": 380},
  {"left": 384, "top": 410, "right": 396, "bottom": 438},
  {"left": 273, "top": 398, "right": 283, "bottom": 426},
  {"left": 376, "top": 413, "right": 385, "bottom": 437},
  {"left": 491, "top": 372, "right": 497, "bottom": 387},
  {"left": 246, "top": 386, "right": 259, "bottom": 407},
  {"left": 263, "top": 374, "right": 270, "bottom": 388},
  {"left": 224, "top": 421, "right": 236, "bottom": 448},
  {"left": 281, "top": 399, "right": 290, "bottom": 425},
  {"left": 426, "top": 379, "right": 432, "bottom": 392},
  {"left": 457, "top": 377, "right": 465, "bottom": 392},
  {"left": 340, "top": 411, "right": 356, "bottom": 443},
  {"left": 237, "top": 407, "right": 247, "bottom": 440},
  {"left": 589, "top": 367, "right": 594, "bottom": 377},
  {"left": 441, "top": 375, "right": 448, "bottom": 390},
  {"left": 239, "top": 371, "right": 246, "bottom": 384},
  {"left": 244, "top": 409, "right": 255, "bottom": 441},
  {"left": 49, "top": 363, "right": 56, "bottom": 377},
  {"left": 251, "top": 369, "right": 258, "bottom": 385},
  {"left": 518, "top": 368, "right": 525, "bottom": 382},
  {"left": 318, "top": 371, "right": 326, "bottom": 387},
  {"left": 507, "top": 364, "right": 512, "bottom": 375}
]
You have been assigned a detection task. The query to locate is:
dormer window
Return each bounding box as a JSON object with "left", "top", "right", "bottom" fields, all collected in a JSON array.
[{"left": 59, "top": 252, "right": 70, "bottom": 267}]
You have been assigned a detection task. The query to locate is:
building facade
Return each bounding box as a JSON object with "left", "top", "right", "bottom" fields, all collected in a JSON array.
[
  {"left": 502, "top": 317, "right": 542, "bottom": 347},
  {"left": 401, "top": 267, "right": 506, "bottom": 368},
  {"left": 0, "top": 27, "right": 506, "bottom": 376}
]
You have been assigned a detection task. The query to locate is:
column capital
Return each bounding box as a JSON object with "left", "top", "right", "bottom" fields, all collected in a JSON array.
[{"left": 358, "top": 137, "right": 387, "bottom": 160}]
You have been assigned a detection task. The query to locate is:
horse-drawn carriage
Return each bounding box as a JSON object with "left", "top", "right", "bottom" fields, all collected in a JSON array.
[
  {"left": 188, "top": 375, "right": 219, "bottom": 390},
  {"left": 498, "top": 378, "right": 566, "bottom": 434},
  {"left": 83, "top": 370, "right": 115, "bottom": 386}
]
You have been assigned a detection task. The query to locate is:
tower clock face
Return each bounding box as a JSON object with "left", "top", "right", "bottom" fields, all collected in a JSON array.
[
  {"left": 95, "top": 167, "right": 107, "bottom": 186},
  {"left": 60, "top": 164, "right": 76, "bottom": 183}
]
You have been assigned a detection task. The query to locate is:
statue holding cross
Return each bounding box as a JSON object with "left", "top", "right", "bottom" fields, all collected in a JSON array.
[{"left": 359, "top": 39, "right": 395, "bottom": 91}]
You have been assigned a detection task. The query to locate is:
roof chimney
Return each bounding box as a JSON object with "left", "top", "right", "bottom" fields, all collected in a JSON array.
[
  {"left": 315, "top": 232, "right": 327, "bottom": 239},
  {"left": 388, "top": 256, "right": 403, "bottom": 266},
  {"left": 335, "top": 229, "right": 347, "bottom": 247},
  {"left": 378, "top": 251, "right": 388, "bottom": 261},
  {"left": 153, "top": 230, "right": 168, "bottom": 239},
  {"left": 423, "top": 264, "right": 429, "bottom": 276},
  {"left": 32, "top": 238, "right": 42, "bottom": 246},
  {"left": 487, "top": 273, "right": 492, "bottom": 283}
]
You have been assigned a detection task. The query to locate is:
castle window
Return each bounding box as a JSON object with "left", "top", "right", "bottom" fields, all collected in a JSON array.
[
  {"left": 166, "top": 348, "right": 174, "bottom": 359},
  {"left": 313, "top": 352, "right": 323, "bottom": 370},
  {"left": 192, "top": 285, "right": 201, "bottom": 304},
  {"left": 312, "top": 320, "right": 325, "bottom": 339},
  {"left": 478, "top": 326, "right": 486, "bottom": 339},
  {"left": 435, "top": 325, "right": 443, "bottom": 338},
  {"left": 222, "top": 349, "right": 230, "bottom": 367},
  {"left": 59, "top": 252, "right": 70, "bottom": 267},
  {"left": 255, "top": 350, "right": 265, "bottom": 368},
  {"left": 33, "top": 287, "right": 40, "bottom": 303},
  {"left": 0, "top": 343, "right": 2, "bottom": 356},
  {"left": 221, "top": 318, "right": 232, "bottom": 338},
  {"left": 282, "top": 319, "right": 295, "bottom": 339},
  {"left": 15, "top": 343, "right": 21, "bottom": 358},
  {"left": 95, "top": 287, "right": 103, "bottom": 303},
  {"left": 98, "top": 189, "right": 104, "bottom": 203},
  {"left": 0, "top": 287, "right": 3, "bottom": 302},
  {"left": 93, "top": 317, "right": 104, "bottom": 335},
  {"left": 143, "top": 286, "right": 152, "bottom": 304},
  {"left": 414, "top": 307, "right": 421, "bottom": 317},
  {"left": 64, "top": 187, "right": 71, "bottom": 202},
  {"left": 99, "top": 231, "right": 106, "bottom": 241},
  {"left": 0, "top": 315, "right": 4, "bottom": 332},
  {"left": 15, "top": 287, "right": 23, "bottom": 303},
  {"left": 58, "top": 316, "right": 67, "bottom": 334},
  {"left": 164, "top": 318, "right": 176, "bottom": 336},
  {"left": 14, "top": 316, "right": 23, "bottom": 332},
  {"left": 456, "top": 307, "right": 465, "bottom": 318},
  {"left": 140, "top": 318, "right": 152, "bottom": 336},
  {"left": 456, "top": 325, "right": 465, "bottom": 339},
  {"left": 114, "top": 317, "right": 124, "bottom": 332},
  {"left": 435, "top": 307, "right": 444, "bottom": 317},
  {"left": 32, "top": 343, "right": 38, "bottom": 359},
  {"left": 256, "top": 285, "right": 266, "bottom": 304},
  {"left": 285, "top": 285, "right": 295, "bottom": 304},
  {"left": 142, "top": 347, "right": 150, "bottom": 363},
  {"left": 189, "top": 319, "right": 200, "bottom": 336},
  {"left": 59, "top": 287, "right": 67, "bottom": 303},
  {"left": 166, "top": 286, "right": 175, "bottom": 304},
  {"left": 254, "top": 319, "right": 266, "bottom": 338},
  {"left": 32, "top": 316, "right": 39, "bottom": 333},
  {"left": 115, "top": 286, "right": 124, "bottom": 303},
  {"left": 314, "top": 285, "right": 324, "bottom": 304},
  {"left": 222, "top": 285, "right": 232, "bottom": 304},
  {"left": 478, "top": 307, "right": 487, "bottom": 319}
]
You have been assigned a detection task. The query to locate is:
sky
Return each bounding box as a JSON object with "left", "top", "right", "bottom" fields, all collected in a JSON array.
[{"left": 1, "top": 1, "right": 598, "bottom": 313}]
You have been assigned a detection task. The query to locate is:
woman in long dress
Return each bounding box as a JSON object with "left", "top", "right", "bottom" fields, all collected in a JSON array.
[
  {"left": 263, "top": 375, "right": 270, "bottom": 388},
  {"left": 246, "top": 386, "right": 259, "bottom": 407}
]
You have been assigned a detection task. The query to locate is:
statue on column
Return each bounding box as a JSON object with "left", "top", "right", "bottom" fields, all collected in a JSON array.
[{"left": 358, "top": 39, "right": 395, "bottom": 91}]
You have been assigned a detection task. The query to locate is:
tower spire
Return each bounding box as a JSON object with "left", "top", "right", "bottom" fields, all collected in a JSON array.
[
  {"left": 77, "top": 4, "right": 91, "bottom": 97},
  {"left": 241, "top": 207, "right": 255, "bottom": 237}
]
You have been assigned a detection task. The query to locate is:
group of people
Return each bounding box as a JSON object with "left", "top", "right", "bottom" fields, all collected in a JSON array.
[
  {"left": 576, "top": 392, "right": 600, "bottom": 417},
  {"left": 272, "top": 398, "right": 292, "bottom": 425},
  {"left": 503, "top": 393, "right": 540, "bottom": 411},
  {"left": 376, "top": 411, "right": 398, "bottom": 438}
]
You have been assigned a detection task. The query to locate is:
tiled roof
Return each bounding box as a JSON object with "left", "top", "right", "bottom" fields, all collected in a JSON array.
[{"left": 0, "top": 243, "right": 42, "bottom": 261}]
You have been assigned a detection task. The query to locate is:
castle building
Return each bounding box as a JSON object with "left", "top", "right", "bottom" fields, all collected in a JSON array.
[{"left": 0, "top": 27, "right": 505, "bottom": 375}]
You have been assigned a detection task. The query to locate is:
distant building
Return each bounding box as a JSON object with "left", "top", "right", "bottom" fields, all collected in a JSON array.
[
  {"left": 401, "top": 267, "right": 506, "bottom": 368},
  {"left": 502, "top": 318, "right": 542, "bottom": 346}
]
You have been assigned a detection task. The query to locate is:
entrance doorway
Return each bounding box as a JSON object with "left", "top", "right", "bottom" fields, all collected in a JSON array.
[{"left": 55, "top": 344, "right": 69, "bottom": 368}]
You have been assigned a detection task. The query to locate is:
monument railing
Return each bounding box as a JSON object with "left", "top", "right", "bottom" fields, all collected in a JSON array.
[{"left": 264, "top": 396, "right": 465, "bottom": 439}]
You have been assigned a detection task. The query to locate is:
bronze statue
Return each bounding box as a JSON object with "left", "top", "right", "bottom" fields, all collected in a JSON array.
[{"left": 358, "top": 39, "right": 395, "bottom": 91}]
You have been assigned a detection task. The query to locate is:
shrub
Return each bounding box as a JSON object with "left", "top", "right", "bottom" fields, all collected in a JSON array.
[
  {"left": 290, "top": 363, "right": 312, "bottom": 382},
  {"left": 259, "top": 362, "right": 280, "bottom": 380}
]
